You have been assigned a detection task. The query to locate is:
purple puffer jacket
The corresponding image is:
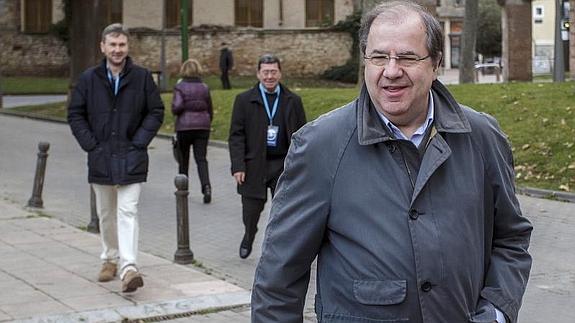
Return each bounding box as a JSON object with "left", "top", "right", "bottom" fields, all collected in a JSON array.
[{"left": 172, "top": 78, "right": 213, "bottom": 131}]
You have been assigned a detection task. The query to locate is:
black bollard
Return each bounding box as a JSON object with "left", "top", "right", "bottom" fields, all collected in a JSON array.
[
  {"left": 27, "top": 142, "right": 50, "bottom": 208},
  {"left": 174, "top": 174, "right": 194, "bottom": 264},
  {"left": 87, "top": 185, "right": 100, "bottom": 233}
]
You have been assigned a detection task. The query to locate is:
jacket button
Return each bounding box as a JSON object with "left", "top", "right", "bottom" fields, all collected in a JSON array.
[
  {"left": 409, "top": 208, "right": 419, "bottom": 220},
  {"left": 421, "top": 281, "right": 432, "bottom": 292},
  {"left": 111, "top": 131, "right": 116, "bottom": 136}
]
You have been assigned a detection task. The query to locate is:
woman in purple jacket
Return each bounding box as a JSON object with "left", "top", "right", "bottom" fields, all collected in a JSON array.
[{"left": 172, "top": 59, "right": 213, "bottom": 203}]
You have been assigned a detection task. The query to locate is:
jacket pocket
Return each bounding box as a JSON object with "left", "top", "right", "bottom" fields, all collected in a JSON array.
[
  {"left": 353, "top": 280, "right": 407, "bottom": 305},
  {"left": 126, "top": 147, "right": 148, "bottom": 175},
  {"left": 88, "top": 146, "right": 109, "bottom": 178}
]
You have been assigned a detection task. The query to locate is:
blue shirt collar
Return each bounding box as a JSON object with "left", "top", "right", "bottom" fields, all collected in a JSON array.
[
  {"left": 377, "top": 90, "right": 435, "bottom": 147},
  {"left": 259, "top": 83, "right": 280, "bottom": 94}
]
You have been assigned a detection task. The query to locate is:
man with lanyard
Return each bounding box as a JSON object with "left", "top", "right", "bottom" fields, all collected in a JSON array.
[
  {"left": 229, "top": 54, "right": 306, "bottom": 259},
  {"left": 68, "top": 23, "right": 164, "bottom": 293}
]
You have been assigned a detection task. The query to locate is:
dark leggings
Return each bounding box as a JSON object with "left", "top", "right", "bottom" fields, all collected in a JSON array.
[{"left": 177, "top": 129, "right": 211, "bottom": 189}]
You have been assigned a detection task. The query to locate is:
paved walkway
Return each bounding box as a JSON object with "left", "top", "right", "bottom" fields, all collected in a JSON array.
[
  {"left": 1, "top": 95, "right": 68, "bottom": 109},
  {"left": 0, "top": 199, "right": 250, "bottom": 322},
  {"left": 0, "top": 85, "right": 574, "bottom": 322}
]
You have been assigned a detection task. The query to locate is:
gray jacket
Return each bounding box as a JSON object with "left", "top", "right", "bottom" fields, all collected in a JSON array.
[{"left": 251, "top": 81, "right": 532, "bottom": 323}]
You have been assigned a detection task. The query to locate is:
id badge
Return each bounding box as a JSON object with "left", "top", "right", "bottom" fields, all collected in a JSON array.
[{"left": 267, "top": 125, "right": 279, "bottom": 147}]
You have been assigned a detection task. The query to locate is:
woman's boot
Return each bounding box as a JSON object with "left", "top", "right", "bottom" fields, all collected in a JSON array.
[{"left": 202, "top": 184, "right": 212, "bottom": 204}]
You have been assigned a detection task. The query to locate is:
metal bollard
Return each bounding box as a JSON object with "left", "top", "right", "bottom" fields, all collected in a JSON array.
[
  {"left": 27, "top": 142, "right": 50, "bottom": 208},
  {"left": 87, "top": 185, "right": 100, "bottom": 233},
  {"left": 174, "top": 174, "right": 194, "bottom": 264}
]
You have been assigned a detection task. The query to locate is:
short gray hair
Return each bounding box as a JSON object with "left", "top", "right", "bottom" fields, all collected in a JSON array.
[
  {"left": 258, "top": 54, "right": 282, "bottom": 71},
  {"left": 101, "top": 23, "right": 130, "bottom": 42},
  {"left": 358, "top": 0, "right": 443, "bottom": 66}
]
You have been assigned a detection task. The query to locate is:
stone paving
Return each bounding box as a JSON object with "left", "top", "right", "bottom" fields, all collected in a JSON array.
[{"left": 0, "top": 198, "right": 250, "bottom": 322}]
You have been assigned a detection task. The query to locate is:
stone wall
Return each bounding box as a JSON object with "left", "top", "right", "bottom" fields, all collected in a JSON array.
[
  {"left": 1, "top": 27, "right": 352, "bottom": 78},
  {"left": 129, "top": 28, "right": 353, "bottom": 78},
  {"left": 0, "top": 32, "right": 69, "bottom": 77}
]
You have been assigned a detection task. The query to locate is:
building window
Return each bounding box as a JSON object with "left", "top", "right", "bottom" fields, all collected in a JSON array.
[
  {"left": 534, "top": 5, "right": 544, "bottom": 24},
  {"left": 165, "top": 0, "right": 193, "bottom": 28},
  {"left": 306, "top": 0, "right": 334, "bottom": 27},
  {"left": 103, "top": 0, "right": 123, "bottom": 24},
  {"left": 235, "top": 0, "right": 263, "bottom": 27},
  {"left": 22, "top": 0, "right": 52, "bottom": 33}
]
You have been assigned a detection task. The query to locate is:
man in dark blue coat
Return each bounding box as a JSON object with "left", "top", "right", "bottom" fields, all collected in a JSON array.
[{"left": 68, "top": 23, "right": 164, "bottom": 293}]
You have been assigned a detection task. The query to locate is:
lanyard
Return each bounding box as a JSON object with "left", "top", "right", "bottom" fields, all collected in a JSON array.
[
  {"left": 259, "top": 83, "right": 280, "bottom": 125},
  {"left": 107, "top": 69, "right": 121, "bottom": 95}
]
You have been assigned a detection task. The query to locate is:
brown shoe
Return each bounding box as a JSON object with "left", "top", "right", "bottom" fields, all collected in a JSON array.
[
  {"left": 97, "top": 262, "right": 117, "bottom": 282},
  {"left": 121, "top": 270, "right": 144, "bottom": 293}
]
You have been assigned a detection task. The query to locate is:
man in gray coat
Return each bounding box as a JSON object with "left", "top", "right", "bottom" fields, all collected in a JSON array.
[{"left": 251, "top": 1, "right": 532, "bottom": 322}]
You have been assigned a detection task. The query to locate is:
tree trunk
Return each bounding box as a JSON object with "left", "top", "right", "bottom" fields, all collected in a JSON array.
[
  {"left": 69, "top": 1, "right": 108, "bottom": 93},
  {"left": 0, "top": 69, "right": 3, "bottom": 110},
  {"left": 460, "top": 0, "right": 479, "bottom": 83}
]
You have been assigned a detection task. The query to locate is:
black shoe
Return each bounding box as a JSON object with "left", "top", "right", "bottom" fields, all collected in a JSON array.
[
  {"left": 202, "top": 185, "right": 211, "bottom": 204},
  {"left": 239, "top": 240, "right": 252, "bottom": 259}
]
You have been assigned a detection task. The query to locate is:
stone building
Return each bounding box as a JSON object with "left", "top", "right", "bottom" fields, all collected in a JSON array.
[{"left": 532, "top": 0, "right": 572, "bottom": 76}]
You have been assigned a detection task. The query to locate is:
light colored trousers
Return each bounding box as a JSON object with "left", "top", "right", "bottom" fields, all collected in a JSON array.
[{"left": 92, "top": 183, "right": 142, "bottom": 279}]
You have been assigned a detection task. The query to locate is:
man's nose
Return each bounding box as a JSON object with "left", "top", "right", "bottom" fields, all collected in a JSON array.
[{"left": 382, "top": 60, "right": 403, "bottom": 79}]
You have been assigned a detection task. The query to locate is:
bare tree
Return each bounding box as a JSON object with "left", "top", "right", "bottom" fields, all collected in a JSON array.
[{"left": 460, "top": 0, "right": 479, "bottom": 83}]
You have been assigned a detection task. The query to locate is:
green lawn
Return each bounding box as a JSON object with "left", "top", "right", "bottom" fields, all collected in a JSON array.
[
  {"left": 4, "top": 81, "right": 575, "bottom": 193},
  {"left": 1, "top": 75, "right": 353, "bottom": 94}
]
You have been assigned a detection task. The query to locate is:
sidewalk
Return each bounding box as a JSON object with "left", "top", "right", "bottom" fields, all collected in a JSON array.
[{"left": 0, "top": 199, "right": 250, "bottom": 322}]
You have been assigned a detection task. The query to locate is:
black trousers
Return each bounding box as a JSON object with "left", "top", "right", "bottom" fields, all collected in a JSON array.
[
  {"left": 220, "top": 70, "right": 231, "bottom": 89},
  {"left": 241, "top": 157, "right": 284, "bottom": 245},
  {"left": 177, "top": 129, "right": 210, "bottom": 190}
]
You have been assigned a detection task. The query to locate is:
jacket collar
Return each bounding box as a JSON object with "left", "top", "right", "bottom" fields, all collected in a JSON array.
[
  {"left": 95, "top": 56, "right": 133, "bottom": 79},
  {"left": 357, "top": 80, "right": 471, "bottom": 146}
]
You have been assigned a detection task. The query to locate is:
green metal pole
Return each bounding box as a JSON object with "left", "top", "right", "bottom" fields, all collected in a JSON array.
[{"left": 180, "top": 0, "right": 189, "bottom": 62}]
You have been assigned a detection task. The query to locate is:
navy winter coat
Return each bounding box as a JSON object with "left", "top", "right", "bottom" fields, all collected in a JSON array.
[
  {"left": 68, "top": 57, "right": 165, "bottom": 185},
  {"left": 252, "top": 81, "right": 532, "bottom": 323}
]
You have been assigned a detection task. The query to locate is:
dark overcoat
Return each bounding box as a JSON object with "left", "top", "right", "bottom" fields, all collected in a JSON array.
[
  {"left": 252, "top": 81, "right": 532, "bottom": 323},
  {"left": 68, "top": 57, "right": 165, "bottom": 185},
  {"left": 228, "top": 83, "right": 306, "bottom": 199}
]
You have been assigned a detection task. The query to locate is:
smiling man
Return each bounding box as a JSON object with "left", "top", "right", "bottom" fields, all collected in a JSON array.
[
  {"left": 68, "top": 23, "right": 164, "bottom": 293},
  {"left": 228, "top": 54, "right": 306, "bottom": 259},
  {"left": 251, "top": 2, "right": 532, "bottom": 323}
]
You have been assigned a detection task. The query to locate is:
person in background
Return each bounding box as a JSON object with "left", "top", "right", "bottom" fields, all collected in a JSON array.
[
  {"left": 219, "top": 42, "right": 234, "bottom": 90},
  {"left": 228, "top": 54, "right": 306, "bottom": 259},
  {"left": 68, "top": 23, "right": 164, "bottom": 293},
  {"left": 251, "top": 2, "right": 532, "bottom": 322},
  {"left": 172, "top": 58, "right": 213, "bottom": 203}
]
